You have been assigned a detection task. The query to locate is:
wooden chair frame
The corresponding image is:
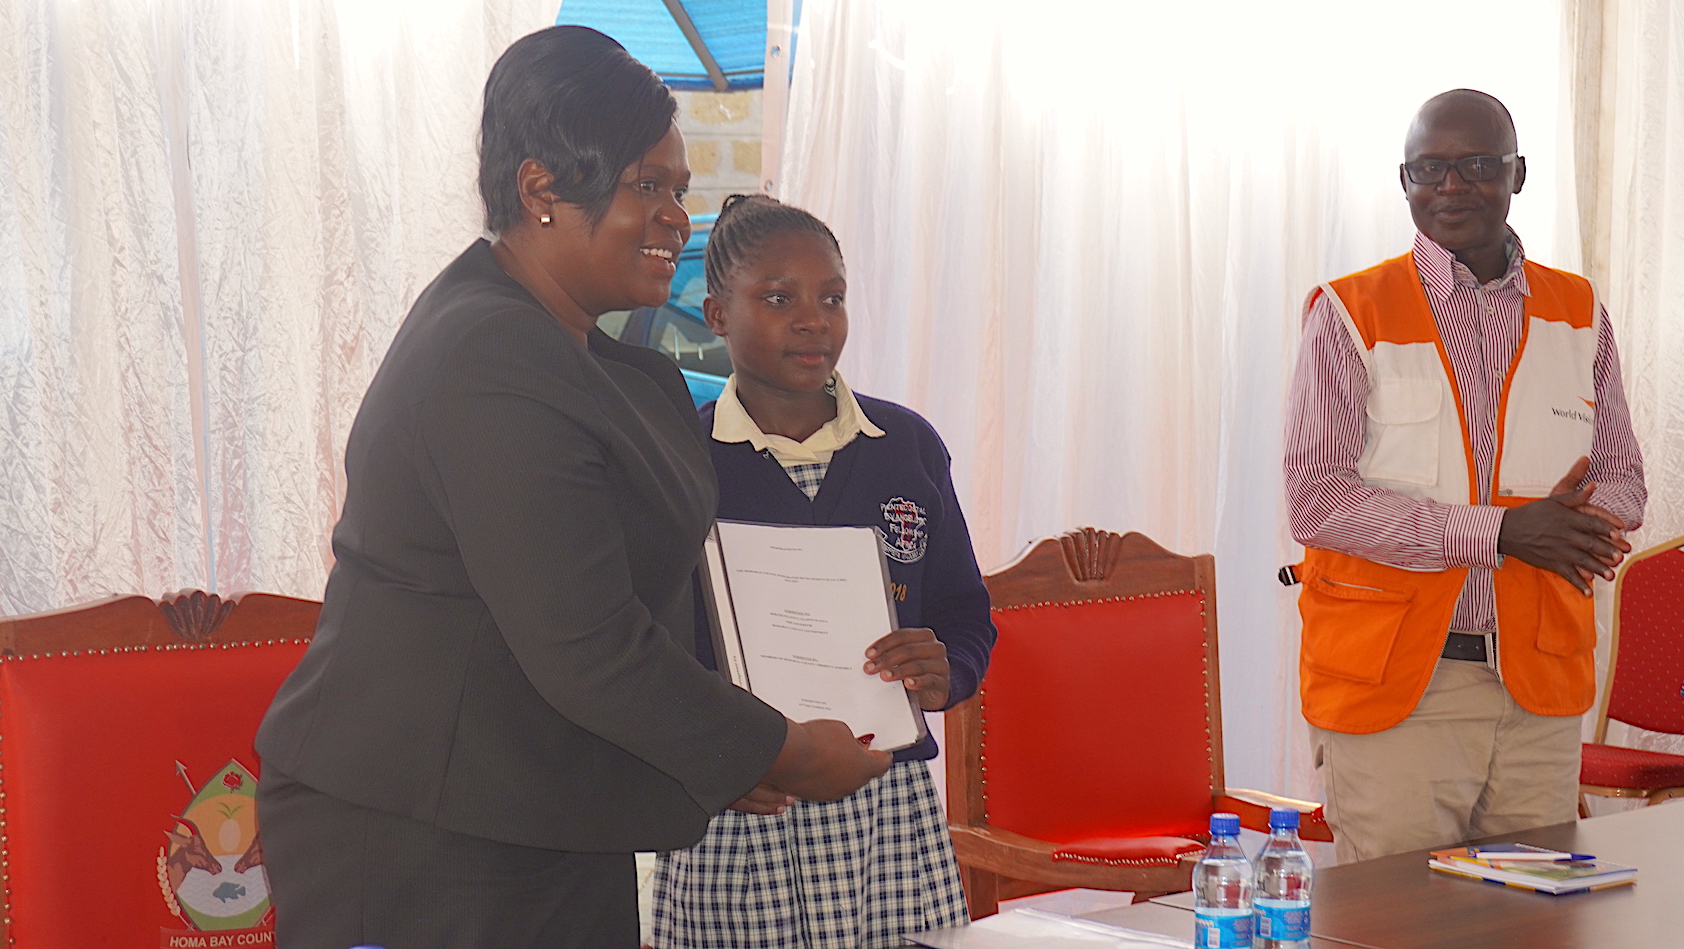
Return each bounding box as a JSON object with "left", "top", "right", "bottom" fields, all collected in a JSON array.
[
  {"left": 0, "top": 589, "right": 318, "bottom": 656},
  {"left": 1579, "top": 535, "right": 1684, "bottom": 815},
  {"left": 946, "top": 528, "right": 1328, "bottom": 917}
]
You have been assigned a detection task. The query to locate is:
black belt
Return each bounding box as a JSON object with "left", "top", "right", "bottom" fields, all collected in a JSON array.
[{"left": 1442, "top": 631, "right": 1489, "bottom": 662}]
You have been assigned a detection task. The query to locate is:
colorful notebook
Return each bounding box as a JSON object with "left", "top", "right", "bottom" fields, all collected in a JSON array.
[{"left": 1428, "top": 844, "right": 1636, "bottom": 895}]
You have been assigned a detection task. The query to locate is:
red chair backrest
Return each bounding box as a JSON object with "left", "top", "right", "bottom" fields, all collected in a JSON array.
[
  {"left": 980, "top": 590, "right": 1218, "bottom": 842},
  {"left": 0, "top": 592, "right": 315, "bottom": 949},
  {"left": 1607, "top": 544, "right": 1684, "bottom": 735}
]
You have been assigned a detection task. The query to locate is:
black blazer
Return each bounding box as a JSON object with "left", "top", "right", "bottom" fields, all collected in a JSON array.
[{"left": 256, "top": 240, "right": 786, "bottom": 852}]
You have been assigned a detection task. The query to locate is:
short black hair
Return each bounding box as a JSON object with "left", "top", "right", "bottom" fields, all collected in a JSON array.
[
  {"left": 478, "top": 26, "right": 677, "bottom": 234},
  {"left": 704, "top": 194, "right": 844, "bottom": 296}
]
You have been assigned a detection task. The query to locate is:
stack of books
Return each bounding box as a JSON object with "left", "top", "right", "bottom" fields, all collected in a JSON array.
[{"left": 1427, "top": 844, "right": 1637, "bottom": 895}]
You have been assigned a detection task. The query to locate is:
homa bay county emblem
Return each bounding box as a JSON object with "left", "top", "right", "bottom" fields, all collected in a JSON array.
[
  {"left": 879, "top": 496, "right": 928, "bottom": 564},
  {"left": 159, "top": 760, "right": 274, "bottom": 946}
]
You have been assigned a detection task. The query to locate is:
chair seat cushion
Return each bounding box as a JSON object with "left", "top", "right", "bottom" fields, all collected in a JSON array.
[
  {"left": 1581, "top": 742, "right": 1684, "bottom": 790},
  {"left": 1051, "top": 836, "right": 1206, "bottom": 867}
]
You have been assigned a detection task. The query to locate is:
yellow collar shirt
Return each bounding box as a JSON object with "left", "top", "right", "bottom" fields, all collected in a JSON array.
[{"left": 710, "top": 372, "right": 885, "bottom": 467}]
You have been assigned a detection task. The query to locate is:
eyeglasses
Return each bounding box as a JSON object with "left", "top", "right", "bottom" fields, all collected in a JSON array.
[{"left": 1401, "top": 152, "right": 1519, "bottom": 185}]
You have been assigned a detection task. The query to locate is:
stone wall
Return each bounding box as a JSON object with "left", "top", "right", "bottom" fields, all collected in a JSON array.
[{"left": 673, "top": 89, "right": 763, "bottom": 219}]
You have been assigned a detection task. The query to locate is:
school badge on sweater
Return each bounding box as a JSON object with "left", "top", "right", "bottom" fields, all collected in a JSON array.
[{"left": 879, "top": 497, "right": 928, "bottom": 564}]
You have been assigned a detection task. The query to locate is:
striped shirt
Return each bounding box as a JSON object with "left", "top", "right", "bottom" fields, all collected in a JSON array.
[{"left": 1284, "top": 231, "right": 1646, "bottom": 633}]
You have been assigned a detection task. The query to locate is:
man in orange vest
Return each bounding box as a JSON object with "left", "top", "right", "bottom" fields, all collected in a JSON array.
[{"left": 1284, "top": 89, "right": 1646, "bottom": 862}]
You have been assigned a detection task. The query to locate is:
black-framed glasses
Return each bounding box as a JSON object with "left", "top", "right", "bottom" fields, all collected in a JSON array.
[{"left": 1401, "top": 152, "right": 1519, "bottom": 185}]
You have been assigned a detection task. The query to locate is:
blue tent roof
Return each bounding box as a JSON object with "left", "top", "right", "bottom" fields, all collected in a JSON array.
[{"left": 555, "top": 0, "right": 766, "bottom": 91}]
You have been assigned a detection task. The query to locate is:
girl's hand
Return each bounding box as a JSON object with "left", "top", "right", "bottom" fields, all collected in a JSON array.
[{"left": 864, "top": 627, "right": 949, "bottom": 711}]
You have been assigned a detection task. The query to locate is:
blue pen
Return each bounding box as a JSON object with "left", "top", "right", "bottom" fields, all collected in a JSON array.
[{"left": 1470, "top": 846, "right": 1596, "bottom": 862}]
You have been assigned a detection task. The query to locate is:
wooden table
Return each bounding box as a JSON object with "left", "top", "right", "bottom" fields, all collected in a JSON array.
[
  {"left": 1308, "top": 803, "right": 1684, "bottom": 948},
  {"left": 1091, "top": 803, "right": 1684, "bottom": 949}
]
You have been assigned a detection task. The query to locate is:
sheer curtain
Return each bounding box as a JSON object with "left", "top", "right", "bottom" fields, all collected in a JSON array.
[
  {"left": 1568, "top": 0, "right": 1684, "bottom": 761},
  {"left": 779, "top": 0, "right": 1574, "bottom": 809},
  {"left": 4, "top": 0, "right": 1677, "bottom": 805},
  {"left": 0, "top": 0, "right": 555, "bottom": 614}
]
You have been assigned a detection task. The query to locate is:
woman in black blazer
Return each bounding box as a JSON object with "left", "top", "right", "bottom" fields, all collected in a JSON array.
[{"left": 254, "top": 27, "right": 886, "bottom": 949}]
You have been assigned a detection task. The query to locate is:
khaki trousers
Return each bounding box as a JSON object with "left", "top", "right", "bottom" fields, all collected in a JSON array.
[{"left": 1310, "top": 658, "right": 1582, "bottom": 864}]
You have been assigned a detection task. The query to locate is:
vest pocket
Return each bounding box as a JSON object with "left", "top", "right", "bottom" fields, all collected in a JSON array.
[
  {"left": 1361, "top": 380, "right": 1442, "bottom": 486},
  {"left": 1528, "top": 570, "right": 1596, "bottom": 657},
  {"left": 1300, "top": 575, "right": 1413, "bottom": 684},
  {"left": 1495, "top": 398, "right": 1595, "bottom": 498}
]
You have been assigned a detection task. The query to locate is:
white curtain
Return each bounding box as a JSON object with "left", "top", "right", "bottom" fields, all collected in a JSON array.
[
  {"left": 779, "top": 0, "right": 1591, "bottom": 811},
  {"left": 0, "top": 0, "right": 556, "bottom": 614},
  {"left": 3, "top": 0, "right": 1678, "bottom": 810},
  {"left": 1569, "top": 0, "right": 1684, "bottom": 762}
]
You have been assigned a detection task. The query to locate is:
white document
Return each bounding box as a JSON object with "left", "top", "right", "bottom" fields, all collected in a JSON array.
[
  {"left": 700, "top": 520, "right": 928, "bottom": 752},
  {"left": 905, "top": 910, "right": 1195, "bottom": 949}
]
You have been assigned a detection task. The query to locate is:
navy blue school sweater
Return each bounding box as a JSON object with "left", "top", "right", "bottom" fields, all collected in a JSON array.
[{"left": 697, "top": 394, "right": 997, "bottom": 763}]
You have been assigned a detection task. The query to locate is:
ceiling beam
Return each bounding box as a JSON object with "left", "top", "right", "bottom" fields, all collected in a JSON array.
[{"left": 660, "top": 0, "right": 729, "bottom": 92}]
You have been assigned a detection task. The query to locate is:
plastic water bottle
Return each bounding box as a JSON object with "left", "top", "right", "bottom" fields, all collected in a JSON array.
[
  {"left": 1193, "top": 812, "right": 1254, "bottom": 948},
  {"left": 1252, "top": 808, "right": 1313, "bottom": 949}
]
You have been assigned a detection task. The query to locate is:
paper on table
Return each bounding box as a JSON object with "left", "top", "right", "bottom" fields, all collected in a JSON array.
[
  {"left": 905, "top": 909, "right": 1195, "bottom": 948},
  {"left": 1001, "top": 889, "right": 1137, "bottom": 918},
  {"left": 701, "top": 520, "right": 927, "bottom": 752},
  {"left": 1147, "top": 891, "right": 1198, "bottom": 911}
]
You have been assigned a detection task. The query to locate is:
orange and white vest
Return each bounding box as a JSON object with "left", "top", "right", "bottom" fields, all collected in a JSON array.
[{"left": 1297, "top": 252, "right": 1600, "bottom": 734}]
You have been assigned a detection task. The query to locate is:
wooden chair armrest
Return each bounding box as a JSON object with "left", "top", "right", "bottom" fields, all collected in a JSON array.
[
  {"left": 948, "top": 824, "right": 1197, "bottom": 894},
  {"left": 1218, "top": 788, "right": 1334, "bottom": 843},
  {"left": 1222, "top": 787, "right": 1322, "bottom": 812},
  {"left": 949, "top": 823, "right": 1059, "bottom": 859}
]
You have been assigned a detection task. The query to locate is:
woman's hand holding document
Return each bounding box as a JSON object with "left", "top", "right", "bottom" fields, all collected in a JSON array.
[{"left": 702, "top": 521, "right": 931, "bottom": 753}]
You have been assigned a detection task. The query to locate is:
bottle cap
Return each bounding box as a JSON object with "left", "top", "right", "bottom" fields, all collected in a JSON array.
[
  {"left": 1268, "top": 808, "right": 1301, "bottom": 830},
  {"left": 1209, "top": 812, "right": 1240, "bottom": 836}
]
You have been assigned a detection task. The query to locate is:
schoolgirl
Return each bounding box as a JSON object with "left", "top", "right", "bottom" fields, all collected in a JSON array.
[{"left": 651, "top": 194, "right": 996, "bottom": 948}]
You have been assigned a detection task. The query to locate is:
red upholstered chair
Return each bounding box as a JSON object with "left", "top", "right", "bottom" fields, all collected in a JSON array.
[
  {"left": 1579, "top": 535, "right": 1684, "bottom": 814},
  {"left": 0, "top": 590, "right": 316, "bottom": 948},
  {"left": 946, "top": 529, "right": 1330, "bottom": 919}
]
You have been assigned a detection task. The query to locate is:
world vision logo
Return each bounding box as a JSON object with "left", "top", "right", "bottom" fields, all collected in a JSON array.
[
  {"left": 158, "top": 760, "right": 275, "bottom": 947},
  {"left": 1552, "top": 406, "right": 1594, "bottom": 425}
]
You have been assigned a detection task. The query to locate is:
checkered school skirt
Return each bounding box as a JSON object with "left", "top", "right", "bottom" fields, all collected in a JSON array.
[{"left": 651, "top": 760, "right": 969, "bottom": 948}]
